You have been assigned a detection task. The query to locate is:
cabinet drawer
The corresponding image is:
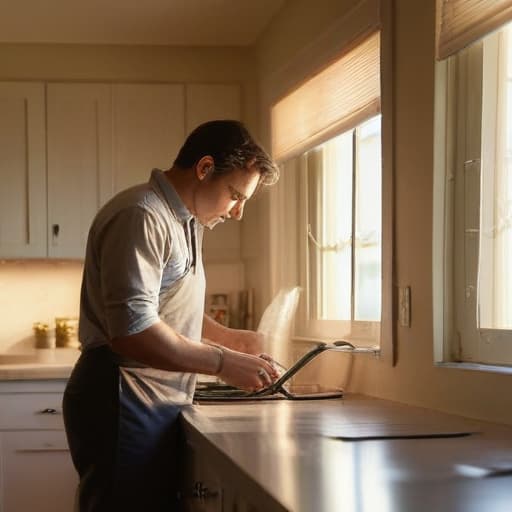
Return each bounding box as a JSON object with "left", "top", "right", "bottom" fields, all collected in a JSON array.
[
  {"left": 0, "top": 393, "right": 65, "bottom": 430},
  {"left": 2, "top": 430, "right": 77, "bottom": 512},
  {"left": 4, "top": 429, "right": 70, "bottom": 452}
]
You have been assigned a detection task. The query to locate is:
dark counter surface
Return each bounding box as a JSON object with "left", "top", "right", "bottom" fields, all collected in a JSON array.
[{"left": 181, "top": 394, "right": 512, "bottom": 512}]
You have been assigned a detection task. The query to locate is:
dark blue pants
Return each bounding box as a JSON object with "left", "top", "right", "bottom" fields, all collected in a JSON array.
[{"left": 63, "top": 346, "right": 183, "bottom": 512}]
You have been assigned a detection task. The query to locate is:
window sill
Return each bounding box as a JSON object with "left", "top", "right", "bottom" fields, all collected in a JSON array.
[
  {"left": 435, "top": 361, "right": 512, "bottom": 375},
  {"left": 292, "top": 336, "right": 380, "bottom": 356}
]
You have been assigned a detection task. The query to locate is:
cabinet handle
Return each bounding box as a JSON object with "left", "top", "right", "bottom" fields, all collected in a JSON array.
[
  {"left": 52, "top": 224, "right": 60, "bottom": 237},
  {"left": 16, "top": 448, "right": 70, "bottom": 453},
  {"left": 192, "top": 481, "right": 219, "bottom": 500},
  {"left": 38, "top": 407, "right": 60, "bottom": 414}
]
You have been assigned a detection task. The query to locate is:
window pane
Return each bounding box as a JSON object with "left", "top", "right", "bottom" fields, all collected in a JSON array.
[
  {"left": 319, "top": 131, "right": 353, "bottom": 321},
  {"left": 500, "top": 25, "right": 512, "bottom": 329},
  {"left": 355, "top": 116, "right": 382, "bottom": 321},
  {"left": 306, "top": 116, "right": 382, "bottom": 323},
  {"left": 479, "top": 24, "right": 512, "bottom": 329}
]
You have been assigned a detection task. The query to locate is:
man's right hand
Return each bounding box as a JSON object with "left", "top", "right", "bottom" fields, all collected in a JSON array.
[{"left": 218, "top": 348, "right": 280, "bottom": 392}]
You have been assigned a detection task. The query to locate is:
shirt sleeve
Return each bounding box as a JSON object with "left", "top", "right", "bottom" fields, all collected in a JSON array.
[{"left": 97, "top": 205, "right": 169, "bottom": 339}]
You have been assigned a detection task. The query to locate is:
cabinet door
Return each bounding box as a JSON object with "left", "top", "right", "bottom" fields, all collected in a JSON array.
[
  {"left": 0, "top": 82, "right": 47, "bottom": 258},
  {"left": 185, "top": 84, "right": 242, "bottom": 263},
  {"left": 0, "top": 430, "right": 77, "bottom": 512},
  {"left": 112, "top": 84, "right": 185, "bottom": 193},
  {"left": 182, "top": 440, "right": 223, "bottom": 512},
  {"left": 47, "top": 83, "right": 113, "bottom": 259}
]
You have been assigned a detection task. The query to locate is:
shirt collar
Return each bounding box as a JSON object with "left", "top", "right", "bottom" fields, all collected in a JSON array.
[{"left": 150, "top": 169, "right": 193, "bottom": 223}]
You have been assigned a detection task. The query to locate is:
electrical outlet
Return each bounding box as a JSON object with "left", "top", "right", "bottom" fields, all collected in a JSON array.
[{"left": 398, "top": 286, "right": 411, "bottom": 327}]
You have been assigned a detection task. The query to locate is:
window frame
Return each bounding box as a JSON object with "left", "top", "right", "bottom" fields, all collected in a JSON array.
[
  {"left": 434, "top": 26, "right": 512, "bottom": 370},
  {"left": 265, "top": 0, "right": 394, "bottom": 364},
  {"left": 293, "top": 118, "right": 382, "bottom": 348}
]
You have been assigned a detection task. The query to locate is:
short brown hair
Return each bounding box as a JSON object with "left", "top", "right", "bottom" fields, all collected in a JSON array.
[{"left": 174, "top": 120, "right": 279, "bottom": 186}]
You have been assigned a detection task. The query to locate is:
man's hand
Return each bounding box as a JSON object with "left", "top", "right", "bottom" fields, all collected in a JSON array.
[{"left": 217, "top": 347, "right": 279, "bottom": 392}]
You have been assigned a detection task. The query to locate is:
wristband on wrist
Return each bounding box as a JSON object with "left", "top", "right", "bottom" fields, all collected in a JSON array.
[{"left": 213, "top": 346, "right": 224, "bottom": 375}]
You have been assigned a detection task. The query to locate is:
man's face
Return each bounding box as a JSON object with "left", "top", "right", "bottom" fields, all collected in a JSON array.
[{"left": 195, "top": 166, "right": 260, "bottom": 229}]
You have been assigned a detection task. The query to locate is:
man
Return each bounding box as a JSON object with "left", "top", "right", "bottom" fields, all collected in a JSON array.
[{"left": 63, "top": 120, "right": 280, "bottom": 511}]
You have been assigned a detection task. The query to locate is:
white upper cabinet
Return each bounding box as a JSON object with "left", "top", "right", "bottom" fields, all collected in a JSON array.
[
  {"left": 112, "top": 84, "right": 185, "bottom": 193},
  {"left": 46, "top": 83, "right": 113, "bottom": 259},
  {"left": 0, "top": 81, "right": 242, "bottom": 261},
  {"left": 0, "top": 82, "right": 47, "bottom": 258}
]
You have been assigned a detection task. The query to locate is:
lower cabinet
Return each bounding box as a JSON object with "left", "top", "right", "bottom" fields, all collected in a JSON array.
[
  {"left": 0, "top": 382, "right": 77, "bottom": 512},
  {"left": 0, "top": 431, "right": 77, "bottom": 512},
  {"left": 181, "top": 439, "right": 223, "bottom": 512},
  {"left": 0, "top": 381, "right": 281, "bottom": 512},
  {"left": 181, "top": 437, "right": 270, "bottom": 512}
]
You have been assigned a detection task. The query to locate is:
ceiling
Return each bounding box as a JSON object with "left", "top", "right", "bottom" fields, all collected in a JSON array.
[{"left": 0, "top": 0, "right": 286, "bottom": 46}]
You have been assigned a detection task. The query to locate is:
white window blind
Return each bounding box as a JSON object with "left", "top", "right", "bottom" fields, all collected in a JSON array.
[
  {"left": 271, "top": 31, "right": 381, "bottom": 163},
  {"left": 437, "top": 0, "right": 512, "bottom": 59}
]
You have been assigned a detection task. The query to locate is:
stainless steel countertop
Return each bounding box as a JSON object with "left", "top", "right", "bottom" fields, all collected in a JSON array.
[{"left": 181, "top": 395, "right": 512, "bottom": 512}]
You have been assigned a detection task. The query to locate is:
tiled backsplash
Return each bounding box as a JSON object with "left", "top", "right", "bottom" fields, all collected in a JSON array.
[{"left": 0, "top": 260, "right": 83, "bottom": 352}]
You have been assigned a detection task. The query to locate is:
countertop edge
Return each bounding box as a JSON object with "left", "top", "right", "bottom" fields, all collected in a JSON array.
[{"left": 0, "top": 364, "right": 74, "bottom": 381}]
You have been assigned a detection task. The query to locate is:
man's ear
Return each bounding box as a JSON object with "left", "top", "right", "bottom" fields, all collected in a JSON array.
[{"left": 196, "top": 156, "right": 214, "bottom": 181}]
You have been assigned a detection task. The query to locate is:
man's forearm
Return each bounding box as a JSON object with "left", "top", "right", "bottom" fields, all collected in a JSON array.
[
  {"left": 110, "top": 320, "right": 222, "bottom": 375},
  {"left": 202, "top": 313, "right": 263, "bottom": 354},
  {"left": 111, "top": 318, "right": 278, "bottom": 391},
  {"left": 202, "top": 313, "right": 231, "bottom": 346}
]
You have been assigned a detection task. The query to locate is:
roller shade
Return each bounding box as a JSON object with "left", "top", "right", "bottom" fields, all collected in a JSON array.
[
  {"left": 271, "top": 31, "right": 381, "bottom": 163},
  {"left": 437, "top": 0, "right": 512, "bottom": 59}
]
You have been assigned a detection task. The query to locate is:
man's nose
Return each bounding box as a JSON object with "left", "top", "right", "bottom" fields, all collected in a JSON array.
[{"left": 230, "top": 201, "right": 245, "bottom": 221}]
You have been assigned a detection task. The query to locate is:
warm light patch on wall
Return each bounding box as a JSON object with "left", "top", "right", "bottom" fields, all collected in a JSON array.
[{"left": 0, "top": 260, "right": 83, "bottom": 352}]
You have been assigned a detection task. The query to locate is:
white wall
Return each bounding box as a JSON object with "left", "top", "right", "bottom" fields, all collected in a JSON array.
[{"left": 251, "top": 0, "right": 512, "bottom": 426}]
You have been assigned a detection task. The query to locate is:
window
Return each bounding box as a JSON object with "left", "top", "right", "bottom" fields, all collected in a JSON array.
[
  {"left": 479, "top": 25, "right": 512, "bottom": 332},
  {"left": 270, "top": 31, "right": 384, "bottom": 349},
  {"left": 302, "top": 116, "right": 382, "bottom": 342},
  {"left": 435, "top": 15, "right": 512, "bottom": 366}
]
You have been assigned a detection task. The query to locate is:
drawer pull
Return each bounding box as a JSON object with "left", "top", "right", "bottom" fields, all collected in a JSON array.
[
  {"left": 16, "top": 448, "right": 70, "bottom": 453},
  {"left": 192, "top": 481, "right": 219, "bottom": 500},
  {"left": 38, "top": 408, "right": 59, "bottom": 415}
]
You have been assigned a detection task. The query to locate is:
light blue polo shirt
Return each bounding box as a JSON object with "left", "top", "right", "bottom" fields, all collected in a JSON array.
[{"left": 79, "top": 169, "right": 205, "bottom": 352}]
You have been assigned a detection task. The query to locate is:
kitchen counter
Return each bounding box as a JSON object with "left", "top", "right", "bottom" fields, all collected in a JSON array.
[
  {"left": 0, "top": 348, "right": 78, "bottom": 380},
  {"left": 3, "top": 365, "right": 512, "bottom": 510},
  {"left": 0, "top": 363, "right": 74, "bottom": 381},
  {"left": 181, "top": 395, "right": 512, "bottom": 512}
]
